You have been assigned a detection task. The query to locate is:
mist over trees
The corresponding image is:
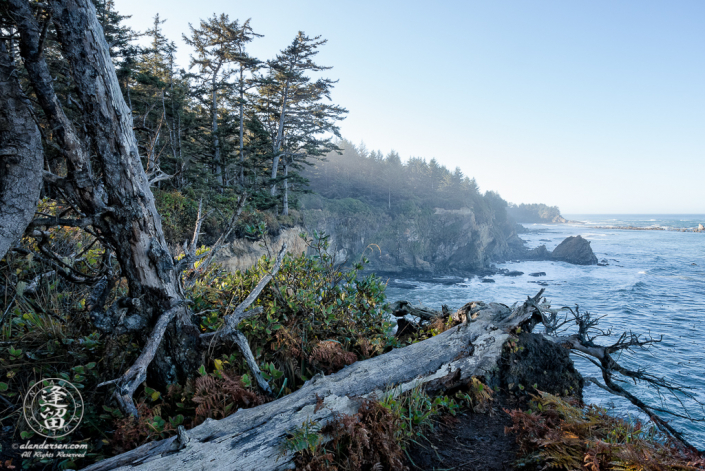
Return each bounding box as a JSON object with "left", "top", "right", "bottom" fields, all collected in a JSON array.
[
  {"left": 302, "top": 139, "right": 512, "bottom": 226},
  {"left": 506, "top": 203, "right": 564, "bottom": 223}
]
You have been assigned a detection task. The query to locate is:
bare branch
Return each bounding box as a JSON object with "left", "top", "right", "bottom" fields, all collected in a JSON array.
[
  {"left": 148, "top": 170, "right": 175, "bottom": 186},
  {"left": 111, "top": 303, "right": 186, "bottom": 417},
  {"left": 186, "top": 193, "right": 248, "bottom": 279},
  {"left": 202, "top": 243, "right": 288, "bottom": 395},
  {"left": 28, "top": 216, "right": 96, "bottom": 228},
  {"left": 224, "top": 242, "right": 287, "bottom": 329},
  {"left": 535, "top": 300, "right": 705, "bottom": 451},
  {"left": 23, "top": 270, "right": 56, "bottom": 295}
]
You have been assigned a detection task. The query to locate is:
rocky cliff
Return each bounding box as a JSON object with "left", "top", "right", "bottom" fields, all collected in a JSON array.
[
  {"left": 301, "top": 207, "right": 526, "bottom": 274},
  {"left": 216, "top": 227, "right": 309, "bottom": 272},
  {"left": 216, "top": 212, "right": 597, "bottom": 275}
]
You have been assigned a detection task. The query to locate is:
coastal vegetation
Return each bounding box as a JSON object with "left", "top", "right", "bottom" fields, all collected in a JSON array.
[
  {"left": 507, "top": 203, "right": 566, "bottom": 223},
  {"left": 297, "top": 140, "right": 524, "bottom": 273},
  {"left": 0, "top": 1, "right": 703, "bottom": 470}
]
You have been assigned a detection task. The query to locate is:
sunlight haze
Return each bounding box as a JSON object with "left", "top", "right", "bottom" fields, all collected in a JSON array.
[{"left": 116, "top": 0, "right": 705, "bottom": 214}]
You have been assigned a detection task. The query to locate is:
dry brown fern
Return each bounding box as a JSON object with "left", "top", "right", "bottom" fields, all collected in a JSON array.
[
  {"left": 295, "top": 400, "right": 408, "bottom": 471},
  {"left": 111, "top": 402, "right": 174, "bottom": 453},
  {"left": 505, "top": 392, "right": 705, "bottom": 471},
  {"left": 191, "top": 371, "right": 264, "bottom": 424},
  {"left": 309, "top": 340, "right": 357, "bottom": 375}
]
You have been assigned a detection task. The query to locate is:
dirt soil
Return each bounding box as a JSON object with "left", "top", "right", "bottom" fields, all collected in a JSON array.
[{"left": 405, "top": 397, "right": 521, "bottom": 471}]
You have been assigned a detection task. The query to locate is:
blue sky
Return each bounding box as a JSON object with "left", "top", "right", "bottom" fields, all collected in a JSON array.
[{"left": 115, "top": 0, "right": 705, "bottom": 214}]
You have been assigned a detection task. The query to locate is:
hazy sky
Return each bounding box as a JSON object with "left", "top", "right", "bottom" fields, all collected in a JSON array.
[{"left": 115, "top": 0, "right": 705, "bottom": 214}]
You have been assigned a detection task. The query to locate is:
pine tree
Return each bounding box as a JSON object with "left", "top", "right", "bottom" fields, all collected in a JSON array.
[
  {"left": 256, "top": 32, "right": 347, "bottom": 214},
  {"left": 183, "top": 15, "right": 262, "bottom": 190}
]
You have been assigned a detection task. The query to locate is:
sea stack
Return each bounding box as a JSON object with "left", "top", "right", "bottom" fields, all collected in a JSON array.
[{"left": 551, "top": 235, "right": 598, "bottom": 265}]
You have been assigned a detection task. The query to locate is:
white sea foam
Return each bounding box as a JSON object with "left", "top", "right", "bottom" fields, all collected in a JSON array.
[{"left": 384, "top": 216, "right": 705, "bottom": 449}]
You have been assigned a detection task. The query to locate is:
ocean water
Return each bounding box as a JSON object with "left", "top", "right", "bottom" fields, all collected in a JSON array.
[{"left": 383, "top": 214, "right": 705, "bottom": 448}]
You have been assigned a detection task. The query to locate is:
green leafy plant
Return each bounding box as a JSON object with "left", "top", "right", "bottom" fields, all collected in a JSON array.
[
  {"left": 378, "top": 384, "right": 459, "bottom": 448},
  {"left": 188, "top": 231, "right": 394, "bottom": 394},
  {"left": 282, "top": 419, "right": 324, "bottom": 456}
]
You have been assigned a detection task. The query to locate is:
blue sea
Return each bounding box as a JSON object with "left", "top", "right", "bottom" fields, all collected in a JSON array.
[{"left": 384, "top": 214, "right": 705, "bottom": 448}]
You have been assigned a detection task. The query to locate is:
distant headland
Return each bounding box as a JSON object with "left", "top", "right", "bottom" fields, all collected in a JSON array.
[{"left": 507, "top": 203, "right": 582, "bottom": 224}]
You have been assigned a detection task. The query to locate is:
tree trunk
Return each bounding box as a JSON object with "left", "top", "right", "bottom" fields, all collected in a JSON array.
[
  {"left": 0, "top": 42, "right": 43, "bottom": 261},
  {"left": 54, "top": 0, "right": 202, "bottom": 387},
  {"left": 281, "top": 158, "right": 289, "bottom": 215},
  {"left": 80, "top": 292, "right": 546, "bottom": 471},
  {"left": 239, "top": 69, "right": 245, "bottom": 184},
  {"left": 10, "top": 0, "right": 201, "bottom": 389},
  {"left": 270, "top": 79, "right": 290, "bottom": 196},
  {"left": 212, "top": 74, "right": 222, "bottom": 188}
]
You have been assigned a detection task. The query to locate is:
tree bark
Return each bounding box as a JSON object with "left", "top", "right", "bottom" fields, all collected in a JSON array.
[
  {"left": 0, "top": 42, "right": 43, "bottom": 261},
  {"left": 238, "top": 68, "right": 245, "bottom": 184},
  {"left": 9, "top": 0, "right": 201, "bottom": 390},
  {"left": 281, "top": 158, "right": 289, "bottom": 215},
  {"left": 270, "top": 79, "right": 290, "bottom": 196},
  {"left": 80, "top": 291, "right": 545, "bottom": 471}
]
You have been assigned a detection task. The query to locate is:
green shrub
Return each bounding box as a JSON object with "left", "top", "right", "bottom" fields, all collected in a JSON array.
[{"left": 189, "top": 231, "right": 396, "bottom": 394}]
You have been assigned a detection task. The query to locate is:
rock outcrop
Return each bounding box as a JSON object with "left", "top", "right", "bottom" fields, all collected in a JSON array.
[
  {"left": 521, "top": 235, "right": 598, "bottom": 266},
  {"left": 301, "top": 207, "right": 526, "bottom": 275},
  {"left": 551, "top": 235, "right": 598, "bottom": 265},
  {"left": 216, "top": 226, "right": 307, "bottom": 272},
  {"left": 214, "top": 220, "right": 597, "bottom": 276},
  {"left": 498, "top": 333, "right": 584, "bottom": 400}
]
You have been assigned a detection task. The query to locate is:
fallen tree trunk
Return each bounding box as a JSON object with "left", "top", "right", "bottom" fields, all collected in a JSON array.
[
  {"left": 82, "top": 290, "right": 545, "bottom": 471},
  {"left": 389, "top": 300, "right": 444, "bottom": 321}
]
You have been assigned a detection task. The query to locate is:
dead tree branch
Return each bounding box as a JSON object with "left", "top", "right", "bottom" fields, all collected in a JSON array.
[
  {"left": 202, "top": 243, "right": 288, "bottom": 395},
  {"left": 186, "top": 193, "right": 248, "bottom": 280},
  {"left": 100, "top": 303, "right": 187, "bottom": 417},
  {"left": 534, "top": 303, "right": 704, "bottom": 451}
]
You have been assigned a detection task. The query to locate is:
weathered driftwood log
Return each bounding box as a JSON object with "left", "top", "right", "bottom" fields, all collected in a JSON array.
[
  {"left": 451, "top": 300, "right": 511, "bottom": 323},
  {"left": 389, "top": 300, "right": 443, "bottom": 321},
  {"left": 82, "top": 290, "right": 546, "bottom": 471}
]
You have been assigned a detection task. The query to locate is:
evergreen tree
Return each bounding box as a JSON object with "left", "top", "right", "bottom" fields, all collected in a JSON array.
[
  {"left": 183, "top": 15, "right": 261, "bottom": 189},
  {"left": 256, "top": 32, "right": 347, "bottom": 214}
]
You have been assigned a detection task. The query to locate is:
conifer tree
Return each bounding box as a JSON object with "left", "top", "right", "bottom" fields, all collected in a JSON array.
[
  {"left": 183, "top": 15, "right": 261, "bottom": 190},
  {"left": 256, "top": 32, "right": 347, "bottom": 214},
  {"left": 228, "top": 23, "right": 261, "bottom": 185}
]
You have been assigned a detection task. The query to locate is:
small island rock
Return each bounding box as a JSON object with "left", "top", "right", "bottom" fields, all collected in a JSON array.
[{"left": 551, "top": 235, "right": 598, "bottom": 265}]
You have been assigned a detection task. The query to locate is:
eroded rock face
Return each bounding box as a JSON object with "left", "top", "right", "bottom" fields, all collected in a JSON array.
[
  {"left": 495, "top": 333, "right": 584, "bottom": 400},
  {"left": 303, "top": 208, "right": 523, "bottom": 274},
  {"left": 551, "top": 235, "right": 598, "bottom": 265},
  {"left": 523, "top": 244, "right": 551, "bottom": 260},
  {"left": 216, "top": 227, "right": 308, "bottom": 272}
]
